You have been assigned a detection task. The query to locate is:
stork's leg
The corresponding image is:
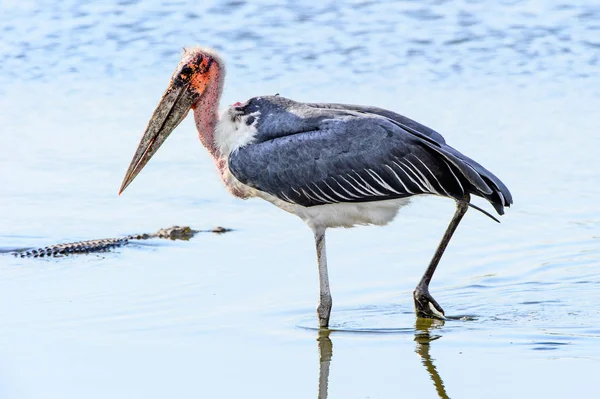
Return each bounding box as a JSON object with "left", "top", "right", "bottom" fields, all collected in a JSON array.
[
  {"left": 313, "top": 227, "right": 332, "bottom": 328},
  {"left": 414, "top": 201, "right": 469, "bottom": 319}
]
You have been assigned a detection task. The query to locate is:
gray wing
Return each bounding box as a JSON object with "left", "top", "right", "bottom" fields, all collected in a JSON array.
[
  {"left": 306, "top": 102, "right": 447, "bottom": 144},
  {"left": 229, "top": 96, "right": 512, "bottom": 214},
  {"left": 306, "top": 102, "right": 514, "bottom": 209}
]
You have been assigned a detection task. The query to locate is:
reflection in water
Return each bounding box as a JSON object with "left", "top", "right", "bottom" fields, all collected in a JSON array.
[
  {"left": 317, "top": 329, "right": 333, "bottom": 399},
  {"left": 316, "top": 321, "right": 448, "bottom": 399},
  {"left": 414, "top": 318, "right": 449, "bottom": 399}
]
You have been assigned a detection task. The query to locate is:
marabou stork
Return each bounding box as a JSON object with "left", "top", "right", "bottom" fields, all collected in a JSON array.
[{"left": 119, "top": 47, "right": 513, "bottom": 328}]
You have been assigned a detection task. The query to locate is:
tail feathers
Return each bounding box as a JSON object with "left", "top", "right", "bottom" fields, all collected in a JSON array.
[
  {"left": 480, "top": 175, "right": 512, "bottom": 215},
  {"left": 423, "top": 142, "right": 513, "bottom": 215}
]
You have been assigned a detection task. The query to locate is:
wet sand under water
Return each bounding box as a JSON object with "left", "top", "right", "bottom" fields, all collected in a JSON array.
[{"left": 1, "top": 0, "right": 600, "bottom": 397}]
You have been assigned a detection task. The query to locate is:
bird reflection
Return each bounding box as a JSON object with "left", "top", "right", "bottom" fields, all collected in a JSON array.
[
  {"left": 317, "top": 329, "right": 333, "bottom": 399},
  {"left": 414, "top": 318, "right": 450, "bottom": 399},
  {"left": 316, "top": 319, "right": 450, "bottom": 399}
]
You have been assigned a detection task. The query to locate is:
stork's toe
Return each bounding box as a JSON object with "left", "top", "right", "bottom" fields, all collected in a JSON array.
[{"left": 413, "top": 287, "right": 446, "bottom": 319}]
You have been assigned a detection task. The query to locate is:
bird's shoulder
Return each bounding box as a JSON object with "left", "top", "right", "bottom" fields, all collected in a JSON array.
[
  {"left": 238, "top": 95, "right": 446, "bottom": 146},
  {"left": 304, "top": 102, "right": 447, "bottom": 145}
]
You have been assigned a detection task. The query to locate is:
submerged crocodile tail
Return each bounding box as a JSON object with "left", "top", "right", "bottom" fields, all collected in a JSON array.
[
  {"left": 10, "top": 226, "right": 226, "bottom": 258},
  {"left": 14, "top": 238, "right": 128, "bottom": 258}
]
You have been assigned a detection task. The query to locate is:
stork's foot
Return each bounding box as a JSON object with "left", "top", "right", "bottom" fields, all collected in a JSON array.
[
  {"left": 413, "top": 286, "right": 446, "bottom": 319},
  {"left": 317, "top": 297, "right": 332, "bottom": 328}
]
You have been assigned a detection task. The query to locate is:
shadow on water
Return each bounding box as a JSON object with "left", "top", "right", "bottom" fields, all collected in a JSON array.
[{"left": 315, "top": 318, "right": 449, "bottom": 399}]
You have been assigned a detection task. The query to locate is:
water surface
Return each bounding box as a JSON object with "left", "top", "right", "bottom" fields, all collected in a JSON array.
[{"left": 1, "top": 1, "right": 599, "bottom": 398}]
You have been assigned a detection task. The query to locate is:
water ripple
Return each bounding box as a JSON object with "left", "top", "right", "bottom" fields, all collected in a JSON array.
[{"left": 1, "top": 0, "right": 599, "bottom": 87}]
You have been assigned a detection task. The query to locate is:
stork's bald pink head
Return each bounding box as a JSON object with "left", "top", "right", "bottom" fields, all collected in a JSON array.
[
  {"left": 119, "top": 47, "right": 225, "bottom": 194},
  {"left": 170, "top": 47, "right": 225, "bottom": 109}
]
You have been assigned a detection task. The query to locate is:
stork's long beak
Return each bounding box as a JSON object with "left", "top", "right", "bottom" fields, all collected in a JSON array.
[{"left": 119, "top": 82, "right": 198, "bottom": 195}]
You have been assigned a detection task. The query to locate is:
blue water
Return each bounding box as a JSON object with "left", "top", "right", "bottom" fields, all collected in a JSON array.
[{"left": 1, "top": 1, "right": 599, "bottom": 398}]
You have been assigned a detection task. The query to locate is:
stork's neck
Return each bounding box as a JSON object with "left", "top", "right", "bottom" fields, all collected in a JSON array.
[{"left": 192, "top": 64, "right": 224, "bottom": 159}]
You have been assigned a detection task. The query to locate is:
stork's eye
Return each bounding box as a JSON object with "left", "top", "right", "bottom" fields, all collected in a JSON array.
[
  {"left": 173, "top": 64, "right": 196, "bottom": 87},
  {"left": 179, "top": 65, "right": 193, "bottom": 80}
]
